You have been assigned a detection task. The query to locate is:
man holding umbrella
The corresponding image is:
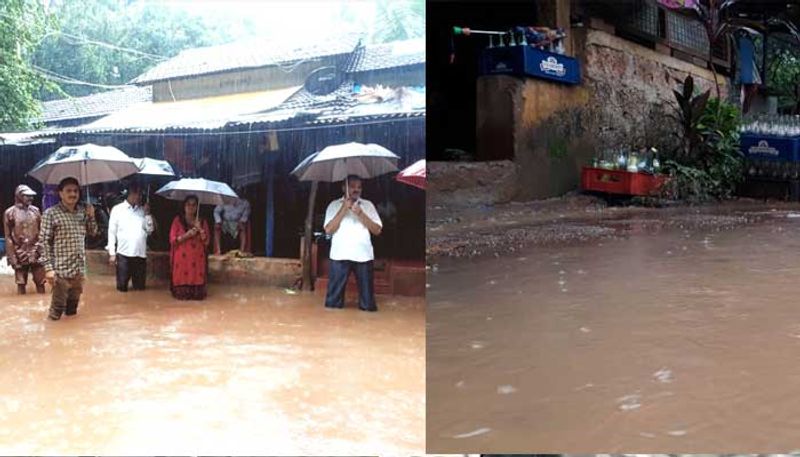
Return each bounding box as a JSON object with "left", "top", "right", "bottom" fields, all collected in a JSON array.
[
  {"left": 38, "top": 177, "right": 98, "bottom": 320},
  {"left": 107, "top": 182, "right": 155, "bottom": 292},
  {"left": 323, "top": 175, "right": 382, "bottom": 312}
]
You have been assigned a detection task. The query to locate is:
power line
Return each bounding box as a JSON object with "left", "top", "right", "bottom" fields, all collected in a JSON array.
[
  {"left": 0, "top": 11, "right": 169, "bottom": 62},
  {"left": 58, "top": 32, "right": 168, "bottom": 61},
  {"left": 32, "top": 64, "right": 137, "bottom": 89}
]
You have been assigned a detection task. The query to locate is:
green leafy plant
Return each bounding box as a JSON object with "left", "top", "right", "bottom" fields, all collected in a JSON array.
[
  {"left": 665, "top": 76, "right": 743, "bottom": 201},
  {"left": 671, "top": 75, "right": 711, "bottom": 163}
]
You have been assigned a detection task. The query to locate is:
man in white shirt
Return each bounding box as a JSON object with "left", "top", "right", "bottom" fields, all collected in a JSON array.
[
  {"left": 323, "top": 175, "right": 382, "bottom": 311},
  {"left": 106, "top": 182, "right": 155, "bottom": 292},
  {"left": 213, "top": 197, "right": 251, "bottom": 255}
]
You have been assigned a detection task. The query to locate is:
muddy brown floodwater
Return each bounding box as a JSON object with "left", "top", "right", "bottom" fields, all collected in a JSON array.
[
  {"left": 428, "top": 211, "right": 800, "bottom": 452},
  {"left": 0, "top": 277, "right": 424, "bottom": 455}
]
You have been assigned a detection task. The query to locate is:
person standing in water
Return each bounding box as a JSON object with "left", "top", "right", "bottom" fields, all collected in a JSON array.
[
  {"left": 3, "top": 184, "right": 46, "bottom": 295},
  {"left": 38, "top": 177, "right": 98, "bottom": 320}
]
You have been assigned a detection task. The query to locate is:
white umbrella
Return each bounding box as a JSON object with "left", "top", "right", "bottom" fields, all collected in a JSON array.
[
  {"left": 135, "top": 157, "right": 176, "bottom": 203},
  {"left": 155, "top": 178, "right": 239, "bottom": 206},
  {"left": 29, "top": 143, "right": 139, "bottom": 186},
  {"left": 135, "top": 157, "right": 176, "bottom": 177},
  {"left": 291, "top": 142, "right": 400, "bottom": 184},
  {"left": 28, "top": 143, "right": 140, "bottom": 203}
]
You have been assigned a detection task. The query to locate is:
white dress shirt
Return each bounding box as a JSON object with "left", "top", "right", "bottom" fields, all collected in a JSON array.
[
  {"left": 106, "top": 200, "right": 154, "bottom": 258},
  {"left": 324, "top": 197, "right": 382, "bottom": 262}
]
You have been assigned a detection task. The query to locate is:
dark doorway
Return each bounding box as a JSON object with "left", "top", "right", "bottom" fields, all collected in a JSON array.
[{"left": 427, "top": 0, "right": 538, "bottom": 161}]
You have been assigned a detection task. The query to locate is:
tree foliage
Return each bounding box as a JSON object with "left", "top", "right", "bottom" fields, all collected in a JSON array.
[
  {"left": 33, "top": 0, "right": 425, "bottom": 102},
  {"left": 766, "top": 36, "right": 800, "bottom": 113},
  {"left": 0, "top": 0, "right": 53, "bottom": 130},
  {"left": 688, "top": 0, "right": 800, "bottom": 99},
  {"left": 337, "top": 0, "right": 424, "bottom": 44},
  {"left": 32, "top": 0, "right": 233, "bottom": 100}
]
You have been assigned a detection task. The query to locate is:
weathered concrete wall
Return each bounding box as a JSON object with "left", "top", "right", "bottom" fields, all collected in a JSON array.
[
  {"left": 476, "top": 27, "right": 730, "bottom": 201},
  {"left": 86, "top": 250, "right": 301, "bottom": 287}
]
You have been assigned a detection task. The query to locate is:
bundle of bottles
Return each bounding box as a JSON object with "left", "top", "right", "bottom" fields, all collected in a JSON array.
[
  {"left": 746, "top": 159, "right": 800, "bottom": 179},
  {"left": 740, "top": 114, "right": 800, "bottom": 138},
  {"left": 590, "top": 147, "right": 662, "bottom": 174},
  {"left": 453, "top": 26, "right": 568, "bottom": 55}
]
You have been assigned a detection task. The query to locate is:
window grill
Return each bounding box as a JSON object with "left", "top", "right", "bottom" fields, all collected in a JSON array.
[
  {"left": 666, "top": 11, "right": 710, "bottom": 56},
  {"left": 622, "top": 0, "right": 661, "bottom": 40}
]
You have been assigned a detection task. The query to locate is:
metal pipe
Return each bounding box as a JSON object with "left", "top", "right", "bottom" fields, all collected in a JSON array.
[{"left": 453, "top": 26, "right": 507, "bottom": 35}]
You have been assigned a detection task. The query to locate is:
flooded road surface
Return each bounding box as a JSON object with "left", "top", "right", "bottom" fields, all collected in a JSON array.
[
  {"left": 428, "top": 212, "right": 800, "bottom": 452},
  {"left": 0, "top": 277, "right": 424, "bottom": 455}
]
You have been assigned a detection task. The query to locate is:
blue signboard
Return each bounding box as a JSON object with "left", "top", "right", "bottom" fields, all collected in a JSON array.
[
  {"left": 740, "top": 134, "right": 800, "bottom": 162},
  {"left": 480, "top": 46, "right": 581, "bottom": 85}
]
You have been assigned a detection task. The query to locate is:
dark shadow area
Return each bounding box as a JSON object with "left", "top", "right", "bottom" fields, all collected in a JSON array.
[{"left": 427, "top": 0, "right": 539, "bottom": 161}]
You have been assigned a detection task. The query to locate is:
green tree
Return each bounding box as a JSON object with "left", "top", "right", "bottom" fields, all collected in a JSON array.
[
  {"left": 0, "top": 0, "right": 53, "bottom": 130},
  {"left": 33, "top": 0, "right": 234, "bottom": 100},
  {"left": 371, "top": 0, "right": 424, "bottom": 43},
  {"left": 337, "top": 0, "right": 424, "bottom": 44},
  {"left": 766, "top": 36, "right": 800, "bottom": 113}
]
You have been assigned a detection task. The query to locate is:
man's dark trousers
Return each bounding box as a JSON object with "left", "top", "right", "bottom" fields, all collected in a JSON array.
[
  {"left": 324, "top": 259, "right": 377, "bottom": 311},
  {"left": 116, "top": 254, "right": 146, "bottom": 292}
]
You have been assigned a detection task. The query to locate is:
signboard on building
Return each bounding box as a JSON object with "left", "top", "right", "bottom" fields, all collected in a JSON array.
[
  {"left": 741, "top": 134, "right": 800, "bottom": 161},
  {"left": 480, "top": 46, "right": 580, "bottom": 85}
]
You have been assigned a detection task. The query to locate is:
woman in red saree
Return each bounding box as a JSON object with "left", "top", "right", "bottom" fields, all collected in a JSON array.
[{"left": 169, "top": 195, "right": 210, "bottom": 300}]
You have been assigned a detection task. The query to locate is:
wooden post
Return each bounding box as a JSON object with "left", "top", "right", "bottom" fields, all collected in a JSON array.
[
  {"left": 301, "top": 181, "right": 318, "bottom": 291},
  {"left": 265, "top": 155, "right": 275, "bottom": 257},
  {"left": 555, "top": 0, "right": 572, "bottom": 55}
]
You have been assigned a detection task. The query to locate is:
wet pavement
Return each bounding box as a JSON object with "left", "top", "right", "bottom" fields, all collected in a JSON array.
[
  {"left": 0, "top": 276, "right": 424, "bottom": 455},
  {"left": 427, "top": 196, "right": 800, "bottom": 260},
  {"left": 428, "top": 210, "right": 800, "bottom": 452}
]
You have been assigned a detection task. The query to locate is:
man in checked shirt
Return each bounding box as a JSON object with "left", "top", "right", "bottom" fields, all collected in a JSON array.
[{"left": 38, "top": 177, "right": 98, "bottom": 321}]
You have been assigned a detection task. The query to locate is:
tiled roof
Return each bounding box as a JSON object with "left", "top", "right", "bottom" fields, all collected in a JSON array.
[
  {"left": 265, "top": 82, "right": 425, "bottom": 124},
  {"left": 347, "top": 38, "right": 425, "bottom": 73},
  {"left": 39, "top": 86, "right": 152, "bottom": 123},
  {"left": 277, "top": 81, "right": 358, "bottom": 113},
  {"left": 132, "top": 34, "right": 363, "bottom": 84}
]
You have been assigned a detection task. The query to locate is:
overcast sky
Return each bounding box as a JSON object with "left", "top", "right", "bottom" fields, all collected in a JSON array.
[{"left": 166, "top": 0, "right": 379, "bottom": 43}]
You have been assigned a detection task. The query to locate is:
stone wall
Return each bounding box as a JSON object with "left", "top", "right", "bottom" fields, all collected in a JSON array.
[
  {"left": 475, "top": 27, "right": 729, "bottom": 201},
  {"left": 85, "top": 250, "right": 301, "bottom": 287}
]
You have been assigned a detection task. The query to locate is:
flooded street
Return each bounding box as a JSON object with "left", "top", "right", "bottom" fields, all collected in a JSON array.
[
  {"left": 0, "top": 277, "right": 424, "bottom": 455},
  {"left": 428, "top": 211, "right": 800, "bottom": 452}
]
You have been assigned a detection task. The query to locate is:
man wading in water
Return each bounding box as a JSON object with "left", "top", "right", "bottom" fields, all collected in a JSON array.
[{"left": 38, "top": 177, "right": 98, "bottom": 320}]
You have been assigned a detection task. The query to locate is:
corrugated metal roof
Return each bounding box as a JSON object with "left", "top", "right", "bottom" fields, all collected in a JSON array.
[
  {"left": 310, "top": 111, "right": 426, "bottom": 124},
  {"left": 0, "top": 132, "right": 58, "bottom": 146},
  {"left": 132, "top": 34, "right": 363, "bottom": 84},
  {"left": 76, "top": 86, "right": 302, "bottom": 133},
  {"left": 39, "top": 86, "right": 152, "bottom": 123},
  {"left": 347, "top": 38, "right": 425, "bottom": 73}
]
